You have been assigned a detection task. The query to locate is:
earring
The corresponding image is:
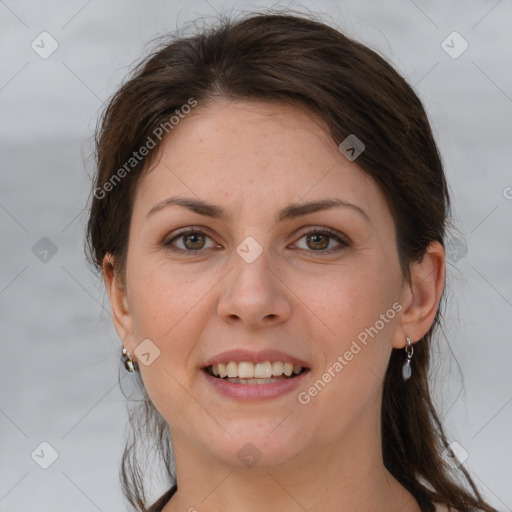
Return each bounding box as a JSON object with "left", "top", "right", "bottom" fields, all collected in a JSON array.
[
  {"left": 121, "top": 346, "right": 135, "bottom": 373},
  {"left": 402, "top": 337, "right": 413, "bottom": 381}
]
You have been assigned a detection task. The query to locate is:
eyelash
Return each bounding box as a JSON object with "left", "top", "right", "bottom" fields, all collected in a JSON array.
[{"left": 163, "top": 227, "right": 349, "bottom": 255}]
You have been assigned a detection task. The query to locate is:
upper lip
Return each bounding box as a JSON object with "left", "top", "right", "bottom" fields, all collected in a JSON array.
[{"left": 203, "top": 349, "right": 310, "bottom": 368}]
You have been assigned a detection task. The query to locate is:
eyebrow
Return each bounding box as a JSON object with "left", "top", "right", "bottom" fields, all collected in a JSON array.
[{"left": 146, "top": 196, "right": 369, "bottom": 222}]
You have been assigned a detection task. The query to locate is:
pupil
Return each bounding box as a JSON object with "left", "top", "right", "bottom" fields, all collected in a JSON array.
[
  {"left": 185, "top": 233, "right": 204, "bottom": 250},
  {"left": 307, "top": 234, "right": 328, "bottom": 250}
]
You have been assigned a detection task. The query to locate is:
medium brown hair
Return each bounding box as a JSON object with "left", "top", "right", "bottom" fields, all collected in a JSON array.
[{"left": 86, "top": 11, "right": 497, "bottom": 512}]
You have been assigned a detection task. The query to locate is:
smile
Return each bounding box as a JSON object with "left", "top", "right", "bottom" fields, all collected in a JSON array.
[
  {"left": 205, "top": 360, "right": 307, "bottom": 384},
  {"left": 202, "top": 358, "right": 310, "bottom": 400}
]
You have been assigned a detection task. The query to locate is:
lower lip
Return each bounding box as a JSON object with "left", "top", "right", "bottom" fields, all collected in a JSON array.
[{"left": 202, "top": 369, "right": 310, "bottom": 401}]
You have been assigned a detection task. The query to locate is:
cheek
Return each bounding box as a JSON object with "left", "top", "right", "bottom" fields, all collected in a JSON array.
[
  {"left": 127, "top": 257, "right": 211, "bottom": 342},
  {"left": 305, "top": 257, "right": 401, "bottom": 384},
  {"left": 125, "top": 256, "right": 222, "bottom": 408},
  {"left": 310, "top": 259, "right": 400, "bottom": 337},
  {"left": 290, "top": 263, "right": 401, "bottom": 445},
  {"left": 126, "top": 261, "right": 212, "bottom": 418}
]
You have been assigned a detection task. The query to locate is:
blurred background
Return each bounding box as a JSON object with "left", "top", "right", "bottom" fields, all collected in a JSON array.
[{"left": 1, "top": 0, "right": 511, "bottom": 510}]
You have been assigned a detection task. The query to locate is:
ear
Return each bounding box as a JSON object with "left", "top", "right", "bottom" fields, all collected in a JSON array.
[
  {"left": 393, "top": 241, "right": 445, "bottom": 349},
  {"left": 102, "top": 254, "right": 137, "bottom": 357}
]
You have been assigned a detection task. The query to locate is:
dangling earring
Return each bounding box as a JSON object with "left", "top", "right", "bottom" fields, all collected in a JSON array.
[
  {"left": 402, "top": 337, "right": 413, "bottom": 381},
  {"left": 121, "top": 346, "right": 135, "bottom": 373}
]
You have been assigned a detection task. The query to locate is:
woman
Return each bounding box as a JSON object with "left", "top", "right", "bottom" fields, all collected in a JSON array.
[{"left": 86, "top": 12, "right": 498, "bottom": 512}]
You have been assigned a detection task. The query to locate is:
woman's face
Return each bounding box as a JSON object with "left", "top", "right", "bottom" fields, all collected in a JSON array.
[{"left": 114, "top": 98, "right": 410, "bottom": 470}]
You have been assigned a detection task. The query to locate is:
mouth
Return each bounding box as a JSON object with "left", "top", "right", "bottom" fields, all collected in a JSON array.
[{"left": 203, "top": 360, "right": 310, "bottom": 384}]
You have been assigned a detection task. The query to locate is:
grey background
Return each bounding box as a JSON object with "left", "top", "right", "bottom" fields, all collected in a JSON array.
[{"left": 1, "top": 0, "right": 511, "bottom": 510}]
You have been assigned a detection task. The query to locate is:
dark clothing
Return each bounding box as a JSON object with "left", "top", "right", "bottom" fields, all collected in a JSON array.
[{"left": 147, "top": 485, "right": 177, "bottom": 512}]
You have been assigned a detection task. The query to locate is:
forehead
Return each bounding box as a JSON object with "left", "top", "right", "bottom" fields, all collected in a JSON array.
[{"left": 133, "top": 98, "right": 387, "bottom": 220}]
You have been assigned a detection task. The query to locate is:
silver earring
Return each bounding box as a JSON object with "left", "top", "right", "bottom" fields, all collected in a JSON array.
[
  {"left": 121, "top": 346, "right": 135, "bottom": 373},
  {"left": 402, "top": 337, "right": 413, "bottom": 381}
]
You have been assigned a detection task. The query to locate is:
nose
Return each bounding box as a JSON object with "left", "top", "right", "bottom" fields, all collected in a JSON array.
[{"left": 216, "top": 250, "right": 291, "bottom": 330}]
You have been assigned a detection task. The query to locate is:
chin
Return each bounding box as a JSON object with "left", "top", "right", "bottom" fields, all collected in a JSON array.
[{"left": 201, "top": 423, "right": 311, "bottom": 470}]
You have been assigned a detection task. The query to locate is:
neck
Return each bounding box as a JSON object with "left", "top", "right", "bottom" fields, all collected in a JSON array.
[{"left": 163, "top": 410, "right": 420, "bottom": 512}]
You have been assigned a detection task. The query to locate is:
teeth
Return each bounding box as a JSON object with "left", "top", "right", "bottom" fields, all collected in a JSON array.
[
  {"left": 238, "top": 362, "right": 254, "bottom": 379},
  {"left": 272, "top": 361, "right": 283, "bottom": 376},
  {"left": 209, "top": 361, "right": 304, "bottom": 379},
  {"left": 224, "top": 377, "right": 286, "bottom": 384},
  {"left": 254, "top": 362, "right": 272, "bottom": 378},
  {"left": 226, "top": 361, "right": 238, "bottom": 378}
]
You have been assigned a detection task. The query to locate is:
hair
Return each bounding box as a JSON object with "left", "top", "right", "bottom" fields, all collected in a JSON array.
[{"left": 85, "top": 11, "right": 497, "bottom": 512}]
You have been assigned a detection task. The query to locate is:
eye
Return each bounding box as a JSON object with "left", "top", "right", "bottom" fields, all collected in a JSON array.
[
  {"left": 164, "top": 229, "right": 219, "bottom": 253},
  {"left": 292, "top": 228, "right": 349, "bottom": 253},
  {"left": 163, "top": 227, "right": 349, "bottom": 255}
]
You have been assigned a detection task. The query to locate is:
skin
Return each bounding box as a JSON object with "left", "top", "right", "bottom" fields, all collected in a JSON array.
[{"left": 104, "top": 98, "right": 445, "bottom": 512}]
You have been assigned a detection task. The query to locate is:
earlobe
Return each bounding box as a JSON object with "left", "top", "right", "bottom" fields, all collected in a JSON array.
[
  {"left": 102, "top": 254, "right": 135, "bottom": 352},
  {"left": 393, "top": 241, "right": 446, "bottom": 349}
]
